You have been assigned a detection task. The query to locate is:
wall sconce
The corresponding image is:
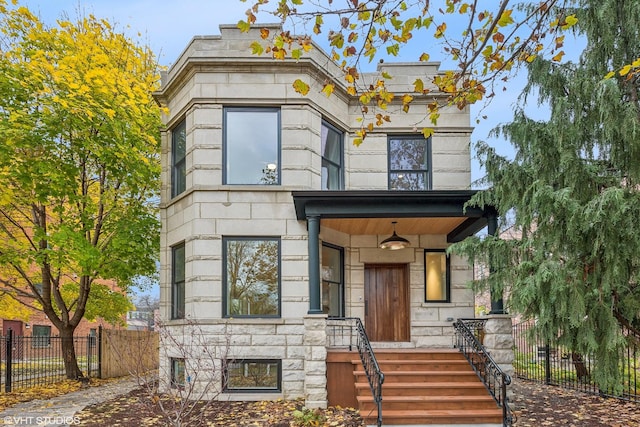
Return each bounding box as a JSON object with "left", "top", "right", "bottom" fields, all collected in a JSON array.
[{"left": 379, "top": 221, "right": 410, "bottom": 250}]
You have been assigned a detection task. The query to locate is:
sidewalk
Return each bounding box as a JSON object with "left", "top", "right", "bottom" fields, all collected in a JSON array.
[{"left": 0, "top": 377, "right": 140, "bottom": 427}]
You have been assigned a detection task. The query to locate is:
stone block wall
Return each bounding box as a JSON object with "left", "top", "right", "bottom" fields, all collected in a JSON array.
[{"left": 161, "top": 318, "right": 326, "bottom": 402}]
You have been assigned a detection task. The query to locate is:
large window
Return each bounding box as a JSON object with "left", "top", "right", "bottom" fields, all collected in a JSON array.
[
  {"left": 171, "top": 243, "right": 185, "bottom": 319},
  {"left": 223, "top": 237, "right": 280, "bottom": 317},
  {"left": 388, "top": 135, "right": 432, "bottom": 190},
  {"left": 224, "top": 108, "right": 280, "bottom": 185},
  {"left": 225, "top": 359, "right": 281, "bottom": 392},
  {"left": 171, "top": 119, "right": 187, "bottom": 197},
  {"left": 424, "top": 250, "right": 450, "bottom": 302},
  {"left": 321, "top": 121, "right": 343, "bottom": 190},
  {"left": 32, "top": 325, "right": 51, "bottom": 348},
  {"left": 322, "top": 243, "right": 344, "bottom": 317}
]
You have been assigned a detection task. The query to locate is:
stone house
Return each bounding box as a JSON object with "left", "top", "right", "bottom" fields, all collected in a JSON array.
[{"left": 154, "top": 24, "right": 510, "bottom": 424}]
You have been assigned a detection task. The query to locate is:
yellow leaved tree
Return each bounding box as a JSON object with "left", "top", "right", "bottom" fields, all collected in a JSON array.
[{"left": 0, "top": 1, "right": 162, "bottom": 379}]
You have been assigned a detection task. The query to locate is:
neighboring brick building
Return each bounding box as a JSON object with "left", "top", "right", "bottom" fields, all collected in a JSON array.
[
  {"left": 0, "top": 313, "right": 104, "bottom": 339},
  {"left": 1, "top": 280, "right": 126, "bottom": 339},
  {"left": 154, "top": 24, "right": 499, "bottom": 408}
]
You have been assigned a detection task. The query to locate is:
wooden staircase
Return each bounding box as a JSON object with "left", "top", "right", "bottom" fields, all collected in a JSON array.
[{"left": 353, "top": 349, "right": 503, "bottom": 425}]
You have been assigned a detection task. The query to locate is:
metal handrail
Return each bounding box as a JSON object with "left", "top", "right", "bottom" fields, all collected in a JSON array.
[
  {"left": 327, "top": 317, "right": 384, "bottom": 427},
  {"left": 454, "top": 318, "right": 514, "bottom": 427}
]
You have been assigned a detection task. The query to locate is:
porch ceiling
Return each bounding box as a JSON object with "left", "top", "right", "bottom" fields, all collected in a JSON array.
[
  {"left": 321, "top": 217, "right": 467, "bottom": 236},
  {"left": 291, "top": 190, "right": 497, "bottom": 243}
]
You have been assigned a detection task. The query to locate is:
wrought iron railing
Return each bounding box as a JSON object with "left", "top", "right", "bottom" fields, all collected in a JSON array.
[
  {"left": 454, "top": 318, "right": 513, "bottom": 427},
  {"left": 327, "top": 317, "right": 384, "bottom": 427},
  {"left": 513, "top": 320, "right": 639, "bottom": 402}
]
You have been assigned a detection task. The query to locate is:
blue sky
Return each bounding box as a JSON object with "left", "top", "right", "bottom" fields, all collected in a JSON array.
[{"left": 18, "top": 0, "right": 533, "bottom": 185}]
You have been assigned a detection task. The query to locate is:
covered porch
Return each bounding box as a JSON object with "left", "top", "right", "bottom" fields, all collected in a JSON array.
[{"left": 292, "top": 190, "right": 504, "bottom": 326}]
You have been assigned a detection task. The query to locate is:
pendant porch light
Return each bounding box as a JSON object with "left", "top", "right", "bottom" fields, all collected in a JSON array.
[{"left": 379, "top": 221, "right": 410, "bottom": 250}]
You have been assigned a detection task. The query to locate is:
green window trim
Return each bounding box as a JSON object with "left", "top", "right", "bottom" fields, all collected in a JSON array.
[
  {"left": 171, "top": 119, "right": 187, "bottom": 197},
  {"left": 170, "top": 358, "right": 186, "bottom": 388},
  {"left": 171, "top": 242, "right": 185, "bottom": 319},
  {"left": 224, "top": 359, "right": 282, "bottom": 393},
  {"left": 223, "top": 107, "right": 281, "bottom": 185},
  {"left": 321, "top": 120, "right": 344, "bottom": 190},
  {"left": 222, "top": 237, "right": 281, "bottom": 318},
  {"left": 388, "top": 135, "right": 432, "bottom": 191}
]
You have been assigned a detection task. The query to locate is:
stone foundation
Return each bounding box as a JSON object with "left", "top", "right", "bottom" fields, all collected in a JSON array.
[{"left": 303, "top": 314, "right": 328, "bottom": 408}]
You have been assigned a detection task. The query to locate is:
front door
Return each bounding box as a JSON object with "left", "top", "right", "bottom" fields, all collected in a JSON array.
[
  {"left": 364, "top": 264, "right": 410, "bottom": 342},
  {"left": 3, "top": 320, "right": 23, "bottom": 336}
]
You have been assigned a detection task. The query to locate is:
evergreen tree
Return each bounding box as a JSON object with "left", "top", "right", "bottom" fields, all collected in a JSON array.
[{"left": 453, "top": 0, "right": 640, "bottom": 391}]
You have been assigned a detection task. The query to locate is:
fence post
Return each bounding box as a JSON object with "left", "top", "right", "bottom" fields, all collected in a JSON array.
[
  {"left": 5, "top": 329, "right": 12, "bottom": 392},
  {"left": 544, "top": 340, "right": 551, "bottom": 385},
  {"left": 98, "top": 326, "right": 103, "bottom": 379},
  {"left": 86, "top": 332, "right": 91, "bottom": 379}
]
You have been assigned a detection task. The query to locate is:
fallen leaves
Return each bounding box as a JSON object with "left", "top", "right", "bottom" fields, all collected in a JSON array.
[
  {"left": 75, "top": 391, "right": 364, "bottom": 427},
  {"left": 512, "top": 379, "right": 640, "bottom": 426},
  {"left": 0, "top": 377, "right": 121, "bottom": 412}
]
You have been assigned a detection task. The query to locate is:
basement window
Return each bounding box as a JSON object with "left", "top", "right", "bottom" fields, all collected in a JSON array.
[
  {"left": 224, "top": 359, "right": 281, "bottom": 392},
  {"left": 170, "top": 358, "right": 186, "bottom": 388}
]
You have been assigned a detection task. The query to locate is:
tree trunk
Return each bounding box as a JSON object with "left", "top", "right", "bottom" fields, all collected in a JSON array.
[
  {"left": 60, "top": 326, "right": 84, "bottom": 379},
  {"left": 571, "top": 352, "right": 589, "bottom": 381}
]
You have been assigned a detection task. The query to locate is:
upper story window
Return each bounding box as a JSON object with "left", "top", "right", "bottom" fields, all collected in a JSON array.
[
  {"left": 223, "top": 237, "right": 281, "bottom": 318},
  {"left": 224, "top": 107, "right": 280, "bottom": 185},
  {"left": 171, "top": 242, "right": 185, "bottom": 319},
  {"left": 171, "top": 119, "right": 187, "bottom": 197},
  {"left": 321, "top": 121, "right": 343, "bottom": 190},
  {"left": 388, "top": 135, "right": 432, "bottom": 190}
]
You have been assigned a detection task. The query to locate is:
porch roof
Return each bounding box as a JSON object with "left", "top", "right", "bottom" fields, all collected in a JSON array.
[{"left": 291, "top": 190, "right": 496, "bottom": 243}]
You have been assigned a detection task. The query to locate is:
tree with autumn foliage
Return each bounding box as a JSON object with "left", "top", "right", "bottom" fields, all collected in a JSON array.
[
  {"left": 0, "top": 1, "right": 161, "bottom": 379},
  {"left": 238, "top": 0, "right": 597, "bottom": 143},
  {"left": 452, "top": 0, "right": 640, "bottom": 391},
  {"left": 238, "top": 0, "right": 640, "bottom": 391}
]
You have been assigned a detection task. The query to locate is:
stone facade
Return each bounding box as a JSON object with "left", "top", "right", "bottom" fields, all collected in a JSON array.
[{"left": 155, "top": 24, "right": 480, "bottom": 405}]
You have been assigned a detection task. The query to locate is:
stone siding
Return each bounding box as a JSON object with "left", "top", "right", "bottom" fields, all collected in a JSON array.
[{"left": 156, "top": 23, "right": 477, "bottom": 407}]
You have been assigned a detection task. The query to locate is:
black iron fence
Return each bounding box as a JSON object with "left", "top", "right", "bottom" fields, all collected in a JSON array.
[
  {"left": 1, "top": 329, "right": 99, "bottom": 392},
  {"left": 513, "top": 320, "right": 639, "bottom": 402}
]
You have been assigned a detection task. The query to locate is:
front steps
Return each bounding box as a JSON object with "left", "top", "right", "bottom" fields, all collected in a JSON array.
[{"left": 352, "top": 349, "right": 503, "bottom": 426}]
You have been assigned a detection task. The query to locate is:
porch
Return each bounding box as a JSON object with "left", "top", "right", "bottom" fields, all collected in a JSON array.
[{"left": 292, "top": 190, "right": 505, "bottom": 320}]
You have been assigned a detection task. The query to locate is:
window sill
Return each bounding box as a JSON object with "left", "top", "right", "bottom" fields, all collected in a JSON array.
[
  {"left": 223, "top": 318, "right": 286, "bottom": 325},
  {"left": 221, "top": 392, "right": 284, "bottom": 401},
  {"left": 420, "top": 302, "right": 454, "bottom": 307}
]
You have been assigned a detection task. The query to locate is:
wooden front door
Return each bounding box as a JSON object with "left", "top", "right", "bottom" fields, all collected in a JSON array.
[{"left": 364, "top": 264, "right": 410, "bottom": 342}]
